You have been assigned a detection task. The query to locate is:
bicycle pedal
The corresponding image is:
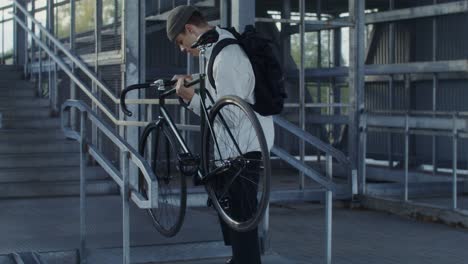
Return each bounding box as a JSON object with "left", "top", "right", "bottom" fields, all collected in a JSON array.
[
  {"left": 219, "top": 197, "right": 231, "bottom": 211},
  {"left": 177, "top": 153, "right": 200, "bottom": 176}
]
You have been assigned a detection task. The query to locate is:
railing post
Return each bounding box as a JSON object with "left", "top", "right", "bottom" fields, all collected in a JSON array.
[
  {"left": 47, "top": 0, "right": 57, "bottom": 114},
  {"left": 52, "top": 44, "right": 58, "bottom": 114},
  {"left": 24, "top": 27, "right": 27, "bottom": 76},
  {"left": 404, "top": 114, "right": 409, "bottom": 201},
  {"left": 13, "top": 3, "right": 16, "bottom": 65},
  {"left": 30, "top": 0, "right": 35, "bottom": 81},
  {"left": 122, "top": 151, "right": 131, "bottom": 264},
  {"left": 92, "top": 0, "right": 103, "bottom": 152},
  {"left": 70, "top": 0, "right": 76, "bottom": 129},
  {"left": 298, "top": 0, "right": 306, "bottom": 190},
  {"left": 359, "top": 112, "right": 367, "bottom": 195},
  {"left": 452, "top": 114, "right": 458, "bottom": 209},
  {"left": 432, "top": 0, "right": 438, "bottom": 175},
  {"left": 38, "top": 31, "right": 42, "bottom": 96},
  {"left": 146, "top": 104, "right": 153, "bottom": 162},
  {"left": 2, "top": 10, "right": 5, "bottom": 64},
  {"left": 79, "top": 111, "right": 88, "bottom": 264},
  {"left": 325, "top": 154, "right": 333, "bottom": 264},
  {"left": 388, "top": 0, "right": 395, "bottom": 169}
]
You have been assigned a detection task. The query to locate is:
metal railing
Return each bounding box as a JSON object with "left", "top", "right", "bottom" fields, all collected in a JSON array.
[
  {"left": 61, "top": 99, "right": 159, "bottom": 264},
  {"left": 360, "top": 112, "right": 468, "bottom": 209},
  {"left": 272, "top": 115, "right": 353, "bottom": 264},
  {"left": 13, "top": 1, "right": 179, "bottom": 128}
]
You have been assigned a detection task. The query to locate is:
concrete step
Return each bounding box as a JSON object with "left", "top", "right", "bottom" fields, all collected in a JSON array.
[
  {"left": 0, "top": 166, "right": 108, "bottom": 183},
  {"left": 0, "top": 80, "right": 35, "bottom": 90},
  {"left": 5, "top": 252, "right": 42, "bottom": 264},
  {"left": 1, "top": 117, "right": 60, "bottom": 129},
  {"left": 0, "top": 153, "right": 80, "bottom": 168},
  {"left": 0, "top": 251, "right": 77, "bottom": 264},
  {"left": 88, "top": 241, "right": 231, "bottom": 264},
  {"left": 0, "top": 88, "right": 35, "bottom": 97},
  {"left": 0, "top": 71, "right": 23, "bottom": 80},
  {"left": 0, "top": 140, "right": 78, "bottom": 154},
  {"left": 0, "top": 97, "right": 49, "bottom": 108},
  {"left": 0, "top": 65, "right": 22, "bottom": 71},
  {"left": 0, "top": 129, "right": 67, "bottom": 141},
  {"left": 0, "top": 107, "right": 50, "bottom": 118},
  {"left": 0, "top": 179, "right": 119, "bottom": 198}
]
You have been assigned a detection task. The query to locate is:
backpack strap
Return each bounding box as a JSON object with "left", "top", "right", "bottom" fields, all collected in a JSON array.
[{"left": 207, "top": 38, "right": 239, "bottom": 90}]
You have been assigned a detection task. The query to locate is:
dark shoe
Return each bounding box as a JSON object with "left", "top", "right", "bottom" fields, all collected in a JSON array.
[
  {"left": 226, "top": 258, "right": 234, "bottom": 264},
  {"left": 192, "top": 173, "right": 203, "bottom": 186}
]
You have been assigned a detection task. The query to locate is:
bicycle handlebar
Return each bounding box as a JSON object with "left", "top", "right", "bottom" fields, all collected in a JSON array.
[
  {"left": 120, "top": 78, "right": 200, "bottom": 117},
  {"left": 120, "top": 82, "right": 155, "bottom": 117}
]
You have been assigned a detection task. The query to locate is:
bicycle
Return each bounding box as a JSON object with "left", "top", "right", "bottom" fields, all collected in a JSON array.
[{"left": 120, "top": 28, "right": 271, "bottom": 237}]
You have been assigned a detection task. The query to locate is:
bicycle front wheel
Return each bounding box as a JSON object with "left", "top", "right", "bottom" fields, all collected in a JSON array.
[
  {"left": 139, "top": 120, "right": 187, "bottom": 237},
  {"left": 202, "top": 96, "right": 271, "bottom": 232}
]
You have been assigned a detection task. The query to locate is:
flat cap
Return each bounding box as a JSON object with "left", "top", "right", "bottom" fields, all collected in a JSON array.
[{"left": 166, "top": 5, "right": 199, "bottom": 42}]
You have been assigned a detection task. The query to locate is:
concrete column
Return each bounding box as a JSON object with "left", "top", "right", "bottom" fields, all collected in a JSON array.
[
  {"left": 349, "top": 0, "right": 366, "bottom": 194},
  {"left": 231, "top": 0, "right": 255, "bottom": 33},
  {"left": 220, "top": 0, "right": 230, "bottom": 28},
  {"left": 15, "top": 0, "right": 26, "bottom": 66},
  {"left": 122, "top": 0, "right": 146, "bottom": 188}
]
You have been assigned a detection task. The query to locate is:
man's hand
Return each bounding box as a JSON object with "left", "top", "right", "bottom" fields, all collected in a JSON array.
[{"left": 172, "top": 75, "right": 195, "bottom": 103}]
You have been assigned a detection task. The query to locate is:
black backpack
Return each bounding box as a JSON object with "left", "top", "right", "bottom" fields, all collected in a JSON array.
[{"left": 207, "top": 25, "right": 287, "bottom": 116}]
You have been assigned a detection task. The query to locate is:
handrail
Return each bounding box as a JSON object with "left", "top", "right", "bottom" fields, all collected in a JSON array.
[
  {"left": 12, "top": 2, "right": 183, "bottom": 128},
  {"left": 13, "top": 14, "right": 122, "bottom": 122},
  {"left": 271, "top": 115, "right": 352, "bottom": 192},
  {"left": 0, "top": 4, "right": 13, "bottom": 11},
  {"left": 61, "top": 99, "right": 159, "bottom": 209},
  {"left": 271, "top": 146, "right": 337, "bottom": 191},
  {"left": 273, "top": 115, "right": 351, "bottom": 167},
  {"left": 13, "top": 1, "right": 119, "bottom": 104}
]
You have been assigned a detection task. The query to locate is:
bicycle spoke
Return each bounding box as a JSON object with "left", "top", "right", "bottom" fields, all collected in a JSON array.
[
  {"left": 141, "top": 123, "right": 186, "bottom": 237},
  {"left": 217, "top": 168, "right": 243, "bottom": 199},
  {"left": 203, "top": 97, "right": 270, "bottom": 232}
]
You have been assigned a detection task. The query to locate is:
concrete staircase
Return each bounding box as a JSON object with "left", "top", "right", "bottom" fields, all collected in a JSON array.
[{"left": 0, "top": 65, "right": 118, "bottom": 198}]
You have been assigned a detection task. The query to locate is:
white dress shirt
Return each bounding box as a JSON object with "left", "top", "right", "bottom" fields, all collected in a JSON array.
[{"left": 187, "top": 27, "right": 275, "bottom": 158}]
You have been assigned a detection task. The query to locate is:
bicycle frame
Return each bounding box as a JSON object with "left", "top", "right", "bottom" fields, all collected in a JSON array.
[
  {"left": 150, "top": 44, "right": 222, "bottom": 181},
  {"left": 121, "top": 41, "right": 244, "bottom": 182}
]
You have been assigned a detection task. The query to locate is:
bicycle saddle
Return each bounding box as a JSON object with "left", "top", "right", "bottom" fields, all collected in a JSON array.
[{"left": 190, "top": 28, "right": 219, "bottom": 49}]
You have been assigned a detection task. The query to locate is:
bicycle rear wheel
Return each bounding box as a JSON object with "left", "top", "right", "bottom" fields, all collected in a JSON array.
[
  {"left": 202, "top": 95, "right": 271, "bottom": 232},
  {"left": 139, "top": 120, "right": 187, "bottom": 237}
]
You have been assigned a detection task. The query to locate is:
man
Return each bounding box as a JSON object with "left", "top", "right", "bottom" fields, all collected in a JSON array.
[{"left": 166, "top": 5, "right": 274, "bottom": 264}]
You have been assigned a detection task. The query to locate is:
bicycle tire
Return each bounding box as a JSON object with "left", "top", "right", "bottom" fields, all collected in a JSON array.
[
  {"left": 202, "top": 95, "right": 271, "bottom": 232},
  {"left": 139, "top": 120, "right": 187, "bottom": 237}
]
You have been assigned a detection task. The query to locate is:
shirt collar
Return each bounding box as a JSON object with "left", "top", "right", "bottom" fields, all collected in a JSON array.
[{"left": 204, "top": 26, "right": 227, "bottom": 60}]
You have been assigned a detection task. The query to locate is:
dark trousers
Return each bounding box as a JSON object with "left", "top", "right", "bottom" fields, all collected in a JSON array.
[{"left": 218, "top": 152, "right": 262, "bottom": 264}]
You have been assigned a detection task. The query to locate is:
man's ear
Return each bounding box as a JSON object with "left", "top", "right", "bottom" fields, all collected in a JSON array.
[{"left": 185, "top": 24, "right": 194, "bottom": 34}]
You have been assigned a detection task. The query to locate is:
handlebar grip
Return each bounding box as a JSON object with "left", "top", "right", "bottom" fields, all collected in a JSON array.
[
  {"left": 120, "top": 78, "right": 200, "bottom": 116},
  {"left": 154, "top": 79, "right": 177, "bottom": 87},
  {"left": 120, "top": 83, "right": 151, "bottom": 117},
  {"left": 184, "top": 78, "right": 200, "bottom": 88}
]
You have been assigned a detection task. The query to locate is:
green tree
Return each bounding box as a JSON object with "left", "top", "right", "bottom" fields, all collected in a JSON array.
[
  {"left": 290, "top": 31, "right": 332, "bottom": 69},
  {"left": 55, "top": 0, "right": 121, "bottom": 39}
]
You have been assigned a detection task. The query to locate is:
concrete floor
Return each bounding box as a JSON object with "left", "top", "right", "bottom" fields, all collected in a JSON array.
[{"left": 1, "top": 196, "right": 468, "bottom": 263}]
